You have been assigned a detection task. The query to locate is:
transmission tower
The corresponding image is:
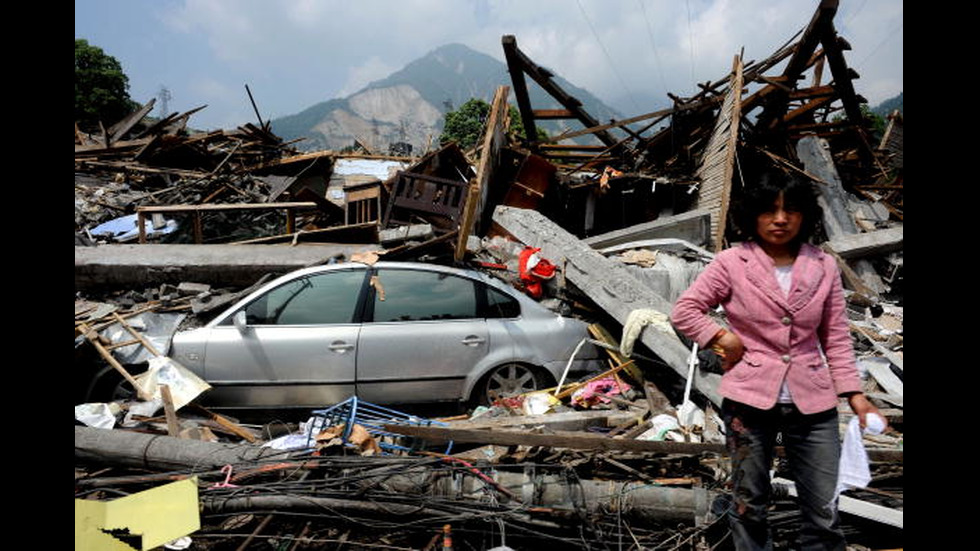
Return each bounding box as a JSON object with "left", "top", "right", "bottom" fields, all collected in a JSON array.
[{"left": 158, "top": 86, "right": 172, "bottom": 119}]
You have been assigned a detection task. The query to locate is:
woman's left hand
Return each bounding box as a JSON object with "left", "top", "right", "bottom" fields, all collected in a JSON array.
[{"left": 848, "top": 393, "right": 888, "bottom": 431}]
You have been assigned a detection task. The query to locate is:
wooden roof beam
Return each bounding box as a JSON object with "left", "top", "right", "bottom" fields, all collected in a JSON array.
[
  {"left": 756, "top": 0, "right": 839, "bottom": 130},
  {"left": 501, "top": 35, "right": 619, "bottom": 149}
]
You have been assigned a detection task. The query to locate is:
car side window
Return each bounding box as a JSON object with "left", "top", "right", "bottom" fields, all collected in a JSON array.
[
  {"left": 485, "top": 286, "right": 521, "bottom": 318},
  {"left": 370, "top": 269, "right": 477, "bottom": 322},
  {"left": 242, "top": 270, "right": 366, "bottom": 325}
]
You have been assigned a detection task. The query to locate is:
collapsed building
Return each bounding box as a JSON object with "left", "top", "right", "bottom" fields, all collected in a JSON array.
[{"left": 75, "top": 1, "right": 902, "bottom": 549}]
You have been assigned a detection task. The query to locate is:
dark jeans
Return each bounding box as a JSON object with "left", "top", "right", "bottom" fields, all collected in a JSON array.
[{"left": 722, "top": 399, "right": 846, "bottom": 551}]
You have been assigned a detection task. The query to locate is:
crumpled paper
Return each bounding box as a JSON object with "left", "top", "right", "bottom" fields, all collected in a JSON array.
[{"left": 74, "top": 402, "right": 122, "bottom": 429}]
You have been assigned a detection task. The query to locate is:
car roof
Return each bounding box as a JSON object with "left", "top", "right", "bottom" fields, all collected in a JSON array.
[
  {"left": 205, "top": 260, "right": 552, "bottom": 327},
  {"left": 287, "top": 260, "right": 495, "bottom": 282}
]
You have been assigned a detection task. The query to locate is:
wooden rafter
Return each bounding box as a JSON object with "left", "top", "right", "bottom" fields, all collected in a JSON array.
[{"left": 501, "top": 35, "right": 620, "bottom": 152}]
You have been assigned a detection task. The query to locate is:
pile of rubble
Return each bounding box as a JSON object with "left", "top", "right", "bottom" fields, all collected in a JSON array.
[{"left": 75, "top": 2, "right": 902, "bottom": 549}]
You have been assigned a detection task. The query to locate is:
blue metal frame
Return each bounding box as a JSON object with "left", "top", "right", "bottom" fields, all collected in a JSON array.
[{"left": 306, "top": 396, "right": 453, "bottom": 454}]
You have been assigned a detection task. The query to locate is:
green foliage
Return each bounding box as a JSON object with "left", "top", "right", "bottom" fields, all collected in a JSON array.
[
  {"left": 831, "top": 101, "right": 890, "bottom": 143},
  {"left": 75, "top": 39, "right": 138, "bottom": 132},
  {"left": 861, "top": 104, "right": 887, "bottom": 141},
  {"left": 440, "top": 98, "right": 490, "bottom": 149},
  {"left": 439, "top": 98, "right": 547, "bottom": 149}
]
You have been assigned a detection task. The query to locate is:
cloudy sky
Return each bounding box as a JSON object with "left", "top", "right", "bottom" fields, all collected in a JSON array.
[{"left": 75, "top": 0, "right": 903, "bottom": 131}]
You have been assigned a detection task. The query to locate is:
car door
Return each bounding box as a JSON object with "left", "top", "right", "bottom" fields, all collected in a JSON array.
[
  {"left": 200, "top": 267, "right": 369, "bottom": 408},
  {"left": 355, "top": 267, "right": 490, "bottom": 404}
]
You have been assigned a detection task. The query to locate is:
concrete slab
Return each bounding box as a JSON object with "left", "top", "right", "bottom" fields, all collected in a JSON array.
[
  {"left": 826, "top": 226, "right": 903, "bottom": 259},
  {"left": 75, "top": 243, "right": 380, "bottom": 291},
  {"left": 582, "top": 209, "right": 713, "bottom": 250}
]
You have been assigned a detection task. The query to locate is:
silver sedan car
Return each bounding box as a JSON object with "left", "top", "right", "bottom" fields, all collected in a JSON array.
[{"left": 169, "top": 261, "right": 603, "bottom": 409}]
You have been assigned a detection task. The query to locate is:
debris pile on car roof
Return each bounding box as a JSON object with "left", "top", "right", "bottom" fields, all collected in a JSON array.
[{"left": 75, "top": 2, "right": 902, "bottom": 549}]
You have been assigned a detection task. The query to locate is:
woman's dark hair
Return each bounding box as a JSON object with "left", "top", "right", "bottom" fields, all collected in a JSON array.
[{"left": 732, "top": 170, "right": 822, "bottom": 244}]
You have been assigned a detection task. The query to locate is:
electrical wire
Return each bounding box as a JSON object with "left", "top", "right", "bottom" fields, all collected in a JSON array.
[
  {"left": 853, "top": 17, "right": 903, "bottom": 74},
  {"left": 637, "top": 0, "right": 671, "bottom": 102},
  {"left": 575, "top": 0, "right": 642, "bottom": 113},
  {"left": 82, "top": 450, "right": 716, "bottom": 549},
  {"left": 686, "top": 0, "right": 697, "bottom": 86}
]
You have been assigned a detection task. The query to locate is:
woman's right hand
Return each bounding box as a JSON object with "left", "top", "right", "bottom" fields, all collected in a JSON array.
[{"left": 713, "top": 330, "right": 744, "bottom": 371}]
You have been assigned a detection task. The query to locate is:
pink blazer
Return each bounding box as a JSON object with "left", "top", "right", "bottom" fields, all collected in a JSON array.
[{"left": 671, "top": 242, "right": 862, "bottom": 414}]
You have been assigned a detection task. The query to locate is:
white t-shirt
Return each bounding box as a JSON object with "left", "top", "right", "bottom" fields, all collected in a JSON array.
[{"left": 775, "top": 265, "right": 794, "bottom": 404}]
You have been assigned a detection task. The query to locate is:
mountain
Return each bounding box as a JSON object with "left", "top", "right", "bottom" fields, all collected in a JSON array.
[
  {"left": 270, "top": 43, "right": 624, "bottom": 153},
  {"left": 871, "top": 92, "right": 903, "bottom": 117}
]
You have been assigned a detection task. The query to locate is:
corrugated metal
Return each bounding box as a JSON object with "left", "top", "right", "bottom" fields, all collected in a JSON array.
[{"left": 694, "top": 57, "right": 744, "bottom": 252}]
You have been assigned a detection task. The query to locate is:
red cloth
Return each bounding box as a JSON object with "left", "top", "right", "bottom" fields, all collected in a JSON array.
[{"left": 518, "top": 247, "right": 557, "bottom": 298}]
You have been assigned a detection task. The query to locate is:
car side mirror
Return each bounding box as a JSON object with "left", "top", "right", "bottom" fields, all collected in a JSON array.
[{"left": 233, "top": 310, "right": 248, "bottom": 333}]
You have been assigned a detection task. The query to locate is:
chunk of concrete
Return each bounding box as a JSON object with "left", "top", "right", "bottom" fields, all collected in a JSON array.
[
  {"left": 583, "top": 209, "right": 713, "bottom": 250},
  {"left": 379, "top": 223, "right": 434, "bottom": 246},
  {"left": 825, "top": 226, "right": 903, "bottom": 259}
]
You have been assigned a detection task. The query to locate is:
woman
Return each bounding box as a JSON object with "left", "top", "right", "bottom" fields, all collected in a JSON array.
[{"left": 670, "top": 171, "right": 884, "bottom": 550}]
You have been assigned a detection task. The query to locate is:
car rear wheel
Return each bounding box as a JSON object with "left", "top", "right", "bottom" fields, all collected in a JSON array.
[{"left": 472, "top": 363, "right": 551, "bottom": 407}]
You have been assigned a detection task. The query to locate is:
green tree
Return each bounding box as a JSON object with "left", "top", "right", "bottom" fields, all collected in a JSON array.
[
  {"left": 440, "top": 98, "right": 490, "bottom": 149},
  {"left": 440, "top": 98, "right": 546, "bottom": 149},
  {"left": 861, "top": 104, "right": 887, "bottom": 141},
  {"left": 75, "top": 39, "right": 138, "bottom": 132},
  {"left": 831, "top": 103, "right": 887, "bottom": 143}
]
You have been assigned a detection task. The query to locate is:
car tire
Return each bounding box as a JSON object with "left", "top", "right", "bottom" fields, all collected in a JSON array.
[
  {"left": 472, "top": 363, "right": 553, "bottom": 407},
  {"left": 84, "top": 364, "right": 143, "bottom": 404}
]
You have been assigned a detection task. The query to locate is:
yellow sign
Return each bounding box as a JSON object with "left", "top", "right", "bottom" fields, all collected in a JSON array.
[{"left": 75, "top": 477, "right": 199, "bottom": 551}]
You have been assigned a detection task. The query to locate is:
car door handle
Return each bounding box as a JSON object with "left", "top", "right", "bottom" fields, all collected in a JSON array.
[
  {"left": 328, "top": 341, "right": 355, "bottom": 353},
  {"left": 461, "top": 336, "right": 486, "bottom": 346}
]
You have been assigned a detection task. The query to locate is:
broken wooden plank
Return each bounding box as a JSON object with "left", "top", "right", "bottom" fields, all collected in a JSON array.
[
  {"left": 136, "top": 202, "right": 318, "bottom": 244},
  {"left": 386, "top": 423, "right": 726, "bottom": 455},
  {"left": 186, "top": 404, "right": 258, "bottom": 443},
  {"left": 821, "top": 245, "right": 878, "bottom": 298},
  {"left": 554, "top": 359, "right": 636, "bottom": 400},
  {"left": 77, "top": 322, "right": 153, "bottom": 401},
  {"left": 754, "top": 0, "right": 839, "bottom": 131},
  {"left": 694, "top": 54, "right": 744, "bottom": 252},
  {"left": 502, "top": 35, "right": 619, "bottom": 148},
  {"left": 456, "top": 85, "right": 510, "bottom": 261},
  {"left": 448, "top": 410, "right": 634, "bottom": 432},
  {"left": 106, "top": 98, "right": 157, "bottom": 144},
  {"left": 111, "top": 312, "right": 163, "bottom": 356},
  {"left": 587, "top": 323, "right": 644, "bottom": 384},
  {"left": 160, "top": 384, "right": 182, "bottom": 438}
]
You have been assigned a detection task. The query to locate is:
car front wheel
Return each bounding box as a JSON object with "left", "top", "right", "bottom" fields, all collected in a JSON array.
[
  {"left": 84, "top": 365, "right": 142, "bottom": 404},
  {"left": 472, "top": 363, "right": 551, "bottom": 407}
]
